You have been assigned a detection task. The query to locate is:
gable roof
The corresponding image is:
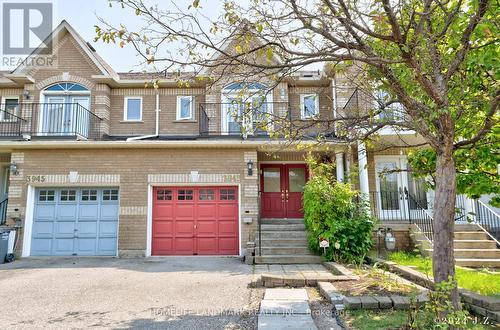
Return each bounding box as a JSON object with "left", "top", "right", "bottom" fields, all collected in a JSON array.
[{"left": 11, "top": 20, "right": 118, "bottom": 80}]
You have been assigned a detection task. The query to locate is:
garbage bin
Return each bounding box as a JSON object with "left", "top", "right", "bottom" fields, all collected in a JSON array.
[{"left": 0, "top": 230, "right": 9, "bottom": 264}]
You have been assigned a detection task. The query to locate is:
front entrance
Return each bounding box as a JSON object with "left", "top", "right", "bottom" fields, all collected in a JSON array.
[
  {"left": 374, "top": 156, "right": 433, "bottom": 221},
  {"left": 260, "top": 164, "right": 308, "bottom": 218}
]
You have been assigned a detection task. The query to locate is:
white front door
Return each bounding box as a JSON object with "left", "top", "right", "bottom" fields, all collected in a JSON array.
[{"left": 374, "top": 156, "right": 433, "bottom": 221}]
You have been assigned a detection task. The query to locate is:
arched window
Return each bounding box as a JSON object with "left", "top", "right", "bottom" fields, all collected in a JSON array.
[{"left": 44, "top": 83, "right": 89, "bottom": 92}]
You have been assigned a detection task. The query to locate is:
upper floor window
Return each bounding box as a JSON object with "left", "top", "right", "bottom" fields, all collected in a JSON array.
[
  {"left": 376, "top": 91, "right": 405, "bottom": 122},
  {"left": 1, "top": 97, "right": 19, "bottom": 120},
  {"left": 124, "top": 97, "right": 142, "bottom": 121},
  {"left": 176, "top": 96, "right": 194, "bottom": 120},
  {"left": 45, "top": 83, "right": 88, "bottom": 92},
  {"left": 300, "top": 94, "right": 319, "bottom": 119}
]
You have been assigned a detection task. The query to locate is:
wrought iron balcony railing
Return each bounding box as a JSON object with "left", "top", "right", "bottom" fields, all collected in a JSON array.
[
  {"left": 199, "top": 102, "right": 290, "bottom": 137},
  {"left": 0, "top": 103, "right": 103, "bottom": 140}
]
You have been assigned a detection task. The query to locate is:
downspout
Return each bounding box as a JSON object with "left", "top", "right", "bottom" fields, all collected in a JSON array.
[{"left": 126, "top": 92, "right": 160, "bottom": 141}]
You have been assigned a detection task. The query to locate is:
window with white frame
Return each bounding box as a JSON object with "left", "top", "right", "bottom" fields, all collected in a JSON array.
[
  {"left": 124, "top": 97, "right": 142, "bottom": 121},
  {"left": 176, "top": 96, "right": 194, "bottom": 120},
  {"left": 300, "top": 94, "right": 319, "bottom": 119},
  {"left": 1, "top": 97, "right": 19, "bottom": 121}
]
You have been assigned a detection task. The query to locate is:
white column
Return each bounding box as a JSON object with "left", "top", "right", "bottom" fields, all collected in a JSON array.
[
  {"left": 335, "top": 152, "right": 344, "bottom": 182},
  {"left": 358, "top": 141, "right": 370, "bottom": 197},
  {"left": 345, "top": 146, "right": 352, "bottom": 182}
]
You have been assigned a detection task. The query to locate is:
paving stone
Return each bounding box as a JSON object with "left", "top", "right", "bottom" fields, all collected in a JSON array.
[
  {"left": 374, "top": 296, "right": 393, "bottom": 309},
  {"left": 468, "top": 304, "right": 487, "bottom": 317},
  {"left": 391, "top": 295, "right": 410, "bottom": 310},
  {"left": 416, "top": 291, "right": 430, "bottom": 306},
  {"left": 480, "top": 296, "right": 500, "bottom": 311},
  {"left": 258, "top": 314, "right": 317, "bottom": 330},
  {"left": 329, "top": 293, "right": 345, "bottom": 305},
  {"left": 318, "top": 282, "right": 337, "bottom": 300},
  {"left": 359, "top": 296, "right": 380, "bottom": 309},
  {"left": 260, "top": 299, "right": 311, "bottom": 315},
  {"left": 264, "top": 288, "right": 308, "bottom": 301},
  {"left": 486, "top": 310, "right": 500, "bottom": 322},
  {"left": 343, "top": 296, "right": 362, "bottom": 310}
]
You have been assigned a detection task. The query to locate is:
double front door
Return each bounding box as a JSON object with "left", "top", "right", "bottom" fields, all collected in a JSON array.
[
  {"left": 41, "top": 96, "right": 90, "bottom": 135},
  {"left": 261, "top": 164, "right": 308, "bottom": 218}
]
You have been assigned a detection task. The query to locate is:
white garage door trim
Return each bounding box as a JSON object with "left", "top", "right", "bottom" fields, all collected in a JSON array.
[
  {"left": 22, "top": 185, "right": 120, "bottom": 257},
  {"left": 146, "top": 183, "right": 242, "bottom": 257}
]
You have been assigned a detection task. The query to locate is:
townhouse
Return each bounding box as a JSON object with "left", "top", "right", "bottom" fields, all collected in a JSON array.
[{"left": 0, "top": 20, "right": 437, "bottom": 260}]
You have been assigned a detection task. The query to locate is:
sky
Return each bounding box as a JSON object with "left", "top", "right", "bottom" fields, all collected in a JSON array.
[{"left": 1, "top": 0, "right": 225, "bottom": 72}]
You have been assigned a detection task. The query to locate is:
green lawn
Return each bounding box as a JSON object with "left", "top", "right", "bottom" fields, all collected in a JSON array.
[
  {"left": 344, "top": 309, "right": 498, "bottom": 330},
  {"left": 388, "top": 252, "right": 500, "bottom": 297}
]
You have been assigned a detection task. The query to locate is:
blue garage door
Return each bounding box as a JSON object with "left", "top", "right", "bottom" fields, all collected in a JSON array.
[{"left": 31, "top": 188, "right": 119, "bottom": 256}]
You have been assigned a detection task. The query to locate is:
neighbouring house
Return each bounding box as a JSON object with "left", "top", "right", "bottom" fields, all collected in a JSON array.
[{"left": 0, "top": 21, "right": 497, "bottom": 265}]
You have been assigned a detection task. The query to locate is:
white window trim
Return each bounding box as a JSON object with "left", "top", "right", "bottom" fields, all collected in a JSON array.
[
  {"left": 300, "top": 93, "right": 319, "bottom": 119},
  {"left": 1, "top": 96, "right": 20, "bottom": 121},
  {"left": 123, "top": 96, "right": 143, "bottom": 121},
  {"left": 176, "top": 95, "right": 194, "bottom": 120}
]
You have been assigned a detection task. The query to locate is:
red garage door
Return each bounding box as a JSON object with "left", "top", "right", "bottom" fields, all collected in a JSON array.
[{"left": 152, "top": 186, "right": 239, "bottom": 255}]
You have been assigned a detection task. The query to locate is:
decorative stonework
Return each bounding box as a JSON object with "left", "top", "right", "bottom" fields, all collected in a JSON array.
[
  {"left": 35, "top": 74, "right": 95, "bottom": 91},
  {"left": 28, "top": 174, "right": 120, "bottom": 184},
  {"left": 111, "top": 88, "right": 205, "bottom": 96},
  {"left": 120, "top": 206, "right": 147, "bottom": 216},
  {"left": 148, "top": 173, "right": 240, "bottom": 184},
  {"left": 11, "top": 152, "right": 24, "bottom": 164}
]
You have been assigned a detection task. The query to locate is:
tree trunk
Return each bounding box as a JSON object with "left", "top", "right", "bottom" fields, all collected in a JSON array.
[{"left": 432, "top": 146, "right": 460, "bottom": 310}]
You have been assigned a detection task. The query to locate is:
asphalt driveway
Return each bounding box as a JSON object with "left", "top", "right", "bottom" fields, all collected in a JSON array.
[{"left": 0, "top": 257, "right": 261, "bottom": 329}]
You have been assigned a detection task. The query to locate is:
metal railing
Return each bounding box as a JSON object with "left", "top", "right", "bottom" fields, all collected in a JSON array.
[
  {"left": 474, "top": 200, "right": 500, "bottom": 243},
  {"left": 0, "top": 198, "right": 8, "bottom": 225},
  {"left": 199, "top": 102, "right": 290, "bottom": 137},
  {"left": 0, "top": 103, "right": 103, "bottom": 140},
  {"left": 0, "top": 106, "right": 26, "bottom": 137},
  {"left": 27, "top": 103, "right": 102, "bottom": 140}
]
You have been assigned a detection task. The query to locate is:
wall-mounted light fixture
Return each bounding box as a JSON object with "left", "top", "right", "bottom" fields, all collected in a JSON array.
[
  {"left": 23, "top": 90, "right": 31, "bottom": 100},
  {"left": 247, "top": 160, "right": 254, "bottom": 176},
  {"left": 9, "top": 163, "right": 18, "bottom": 175}
]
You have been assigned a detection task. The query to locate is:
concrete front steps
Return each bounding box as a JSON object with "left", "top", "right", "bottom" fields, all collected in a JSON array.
[
  {"left": 254, "top": 218, "right": 322, "bottom": 264},
  {"left": 420, "top": 224, "right": 500, "bottom": 268}
]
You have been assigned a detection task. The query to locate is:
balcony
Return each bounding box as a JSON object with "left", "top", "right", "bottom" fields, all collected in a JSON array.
[
  {"left": 0, "top": 103, "right": 103, "bottom": 140},
  {"left": 199, "top": 102, "right": 290, "bottom": 137}
]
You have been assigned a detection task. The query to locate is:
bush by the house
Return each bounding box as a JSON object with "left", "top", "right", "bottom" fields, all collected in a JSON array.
[{"left": 303, "top": 162, "right": 375, "bottom": 264}]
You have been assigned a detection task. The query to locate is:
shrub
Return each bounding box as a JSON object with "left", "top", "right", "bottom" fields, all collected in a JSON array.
[{"left": 303, "top": 162, "right": 375, "bottom": 264}]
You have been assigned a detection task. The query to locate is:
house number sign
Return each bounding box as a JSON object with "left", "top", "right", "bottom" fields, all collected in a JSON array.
[{"left": 26, "top": 175, "right": 47, "bottom": 183}]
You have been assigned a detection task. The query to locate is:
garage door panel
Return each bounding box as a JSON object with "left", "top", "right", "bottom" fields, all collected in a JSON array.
[
  {"left": 53, "top": 238, "right": 75, "bottom": 255},
  {"left": 153, "top": 238, "right": 173, "bottom": 254},
  {"left": 75, "top": 238, "right": 97, "bottom": 255},
  {"left": 197, "top": 220, "right": 217, "bottom": 235},
  {"left": 57, "top": 204, "right": 78, "bottom": 220},
  {"left": 197, "top": 238, "right": 217, "bottom": 254},
  {"left": 35, "top": 204, "right": 56, "bottom": 220},
  {"left": 153, "top": 186, "right": 239, "bottom": 256},
  {"left": 101, "top": 204, "right": 119, "bottom": 219},
  {"left": 99, "top": 221, "right": 118, "bottom": 236},
  {"left": 31, "top": 187, "right": 119, "bottom": 256},
  {"left": 54, "top": 221, "right": 76, "bottom": 236},
  {"left": 218, "top": 238, "right": 238, "bottom": 254},
  {"left": 218, "top": 221, "right": 238, "bottom": 236},
  {"left": 78, "top": 204, "right": 99, "bottom": 220},
  {"left": 97, "top": 238, "right": 117, "bottom": 255},
  {"left": 77, "top": 221, "right": 98, "bottom": 235},
  {"left": 32, "top": 221, "right": 54, "bottom": 237},
  {"left": 218, "top": 204, "right": 239, "bottom": 218},
  {"left": 154, "top": 204, "right": 174, "bottom": 218},
  {"left": 31, "top": 238, "right": 52, "bottom": 254},
  {"left": 197, "top": 204, "right": 217, "bottom": 218},
  {"left": 175, "top": 221, "right": 195, "bottom": 235},
  {"left": 174, "top": 238, "right": 195, "bottom": 254},
  {"left": 175, "top": 204, "right": 196, "bottom": 219}
]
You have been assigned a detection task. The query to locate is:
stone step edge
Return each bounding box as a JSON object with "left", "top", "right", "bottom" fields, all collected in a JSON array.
[
  {"left": 260, "top": 273, "right": 358, "bottom": 288},
  {"left": 317, "top": 282, "right": 429, "bottom": 310}
]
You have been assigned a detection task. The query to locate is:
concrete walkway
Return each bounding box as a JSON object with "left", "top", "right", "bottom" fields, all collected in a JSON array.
[
  {"left": 255, "top": 264, "right": 348, "bottom": 287},
  {"left": 257, "top": 288, "right": 317, "bottom": 330}
]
